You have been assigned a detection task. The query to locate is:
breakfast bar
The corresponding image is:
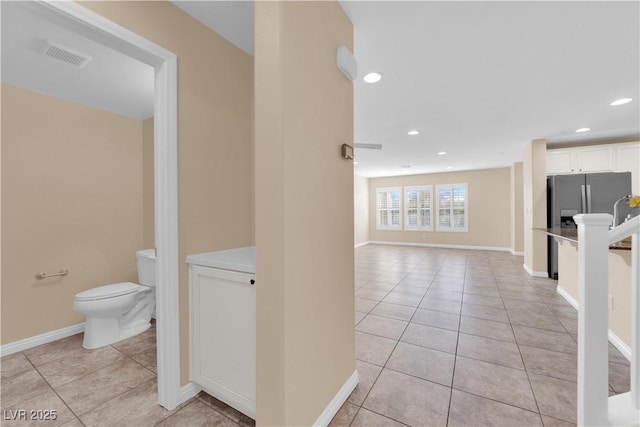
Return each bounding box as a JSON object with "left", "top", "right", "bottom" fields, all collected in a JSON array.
[{"left": 535, "top": 228, "right": 632, "bottom": 353}]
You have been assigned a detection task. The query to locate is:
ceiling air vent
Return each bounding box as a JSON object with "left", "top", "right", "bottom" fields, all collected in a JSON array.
[{"left": 41, "top": 41, "right": 92, "bottom": 67}]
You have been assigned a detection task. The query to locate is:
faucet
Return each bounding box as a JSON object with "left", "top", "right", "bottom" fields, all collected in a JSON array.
[{"left": 612, "top": 195, "right": 632, "bottom": 228}]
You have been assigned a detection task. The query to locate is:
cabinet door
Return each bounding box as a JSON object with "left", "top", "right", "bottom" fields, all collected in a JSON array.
[
  {"left": 576, "top": 146, "right": 614, "bottom": 173},
  {"left": 190, "top": 265, "right": 255, "bottom": 417},
  {"left": 547, "top": 150, "right": 575, "bottom": 175},
  {"left": 615, "top": 143, "right": 640, "bottom": 195}
]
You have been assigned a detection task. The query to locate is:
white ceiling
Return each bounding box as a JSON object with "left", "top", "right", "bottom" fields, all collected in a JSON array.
[
  {"left": 341, "top": 1, "right": 639, "bottom": 177},
  {"left": 3, "top": 1, "right": 638, "bottom": 178},
  {"left": 1, "top": 1, "right": 154, "bottom": 120},
  {"left": 172, "top": 1, "right": 255, "bottom": 55},
  {"left": 175, "top": 1, "right": 640, "bottom": 178}
]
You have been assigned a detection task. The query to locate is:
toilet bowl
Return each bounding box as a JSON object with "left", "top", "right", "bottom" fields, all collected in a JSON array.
[{"left": 74, "top": 249, "right": 156, "bottom": 349}]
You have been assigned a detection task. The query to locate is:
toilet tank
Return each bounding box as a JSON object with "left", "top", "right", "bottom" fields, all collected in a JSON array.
[{"left": 136, "top": 249, "right": 156, "bottom": 287}]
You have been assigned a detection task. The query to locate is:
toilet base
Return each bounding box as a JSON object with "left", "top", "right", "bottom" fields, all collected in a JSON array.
[{"left": 82, "top": 317, "right": 151, "bottom": 349}]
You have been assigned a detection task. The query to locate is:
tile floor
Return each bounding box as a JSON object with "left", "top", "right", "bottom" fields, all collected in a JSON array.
[
  {"left": 1, "top": 244, "right": 630, "bottom": 427},
  {"left": 1, "top": 321, "right": 254, "bottom": 427},
  {"left": 330, "top": 244, "right": 630, "bottom": 427}
]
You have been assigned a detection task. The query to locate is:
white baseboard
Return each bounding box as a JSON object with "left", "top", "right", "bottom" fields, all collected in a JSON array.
[
  {"left": 0, "top": 323, "right": 85, "bottom": 357},
  {"left": 180, "top": 382, "right": 202, "bottom": 403},
  {"left": 557, "top": 286, "right": 578, "bottom": 309},
  {"left": 354, "top": 241, "right": 370, "bottom": 249},
  {"left": 523, "top": 263, "right": 548, "bottom": 278},
  {"left": 368, "top": 241, "right": 511, "bottom": 253},
  {"left": 313, "top": 369, "right": 359, "bottom": 427},
  {"left": 509, "top": 248, "right": 525, "bottom": 256},
  {"left": 608, "top": 330, "right": 632, "bottom": 361},
  {"left": 556, "top": 287, "right": 631, "bottom": 362}
]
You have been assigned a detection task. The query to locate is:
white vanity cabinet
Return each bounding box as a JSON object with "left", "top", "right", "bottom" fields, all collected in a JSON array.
[{"left": 187, "top": 247, "right": 256, "bottom": 419}]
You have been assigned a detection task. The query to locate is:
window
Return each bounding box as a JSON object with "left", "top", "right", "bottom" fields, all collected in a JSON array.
[
  {"left": 404, "top": 186, "right": 433, "bottom": 231},
  {"left": 436, "top": 184, "right": 468, "bottom": 232},
  {"left": 376, "top": 187, "right": 402, "bottom": 230}
]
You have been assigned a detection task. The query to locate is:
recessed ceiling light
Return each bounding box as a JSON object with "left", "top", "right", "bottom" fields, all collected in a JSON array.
[
  {"left": 353, "top": 161, "right": 359, "bottom": 165},
  {"left": 407, "top": 130, "right": 420, "bottom": 136},
  {"left": 575, "top": 128, "right": 591, "bottom": 133},
  {"left": 610, "top": 98, "right": 632, "bottom": 106},
  {"left": 437, "top": 151, "right": 447, "bottom": 155},
  {"left": 363, "top": 72, "right": 382, "bottom": 83},
  {"left": 446, "top": 166, "right": 453, "bottom": 170}
]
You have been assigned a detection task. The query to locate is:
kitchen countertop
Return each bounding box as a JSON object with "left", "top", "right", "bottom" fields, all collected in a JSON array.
[
  {"left": 186, "top": 246, "right": 256, "bottom": 274},
  {"left": 534, "top": 228, "right": 631, "bottom": 250}
]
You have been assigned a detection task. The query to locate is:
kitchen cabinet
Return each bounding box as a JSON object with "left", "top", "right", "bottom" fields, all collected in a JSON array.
[
  {"left": 188, "top": 248, "right": 256, "bottom": 419},
  {"left": 575, "top": 146, "right": 614, "bottom": 173},
  {"left": 614, "top": 143, "right": 640, "bottom": 195},
  {"left": 546, "top": 150, "right": 575, "bottom": 175},
  {"left": 546, "top": 146, "right": 614, "bottom": 175}
]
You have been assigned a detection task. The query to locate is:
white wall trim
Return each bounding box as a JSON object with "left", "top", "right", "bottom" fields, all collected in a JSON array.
[
  {"left": 557, "top": 286, "right": 632, "bottom": 362},
  {"left": 313, "top": 370, "right": 359, "bottom": 427},
  {"left": 368, "top": 240, "right": 511, "bottom": 253},
  {"left": 0, "top": 323, "right": 85, "bottom": 357},
  {"left": 354, "top": 241, "right": 370, "bottom": 249},
  {"left": 37, "top": 1, "right": 181, "bottom": 410},
  {"left": 180, "top": 382, "right": 202, "bottom": 402},
  {"left": 608, "top": 330, "right": 632, "bottom": 361},
  {"left": 510, "top": 249, "right": 525, "bottom": 256},
  {"left": 523, "top": 263, "right": 548, "bottom": 278},
  {"left": 557, "top": 286, "right": 578, "bottom": 309}
]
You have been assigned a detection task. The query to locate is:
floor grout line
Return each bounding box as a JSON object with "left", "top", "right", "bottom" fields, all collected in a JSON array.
[{"left": 21, "top": 349, "right": 88, "bottom": 427}]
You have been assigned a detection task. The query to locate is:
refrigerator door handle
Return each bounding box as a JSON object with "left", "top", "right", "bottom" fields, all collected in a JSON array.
[
  {"left": 586, "top": 185, "right": 592, "bottom": 213},
  {"left": 581, "top": 185, "right": 587, "bottom": 213}
]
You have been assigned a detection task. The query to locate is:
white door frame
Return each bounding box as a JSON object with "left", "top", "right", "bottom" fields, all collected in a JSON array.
[{"left": 37, "top": 1, "right": 182, "bottom": 409}]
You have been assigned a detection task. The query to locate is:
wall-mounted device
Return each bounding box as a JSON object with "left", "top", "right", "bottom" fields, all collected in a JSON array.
[
  {"left": 341, "top": 144, "right": 354, "bottom": 160},
  {"left": 337, "top": 46, "right": 357, "bottom": 81}
]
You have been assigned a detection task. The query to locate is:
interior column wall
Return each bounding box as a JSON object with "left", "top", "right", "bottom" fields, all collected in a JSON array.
[
  {"left": 254, "top": 2, "right": 355, "bottom": 425},
  {"left": 511, "top": 162, "right": 524, "bottom": 254},
  {"left": 523, "top": 139, "right": 547, "bottom": 275}
]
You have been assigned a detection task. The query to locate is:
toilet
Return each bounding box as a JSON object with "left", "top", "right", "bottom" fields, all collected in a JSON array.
[{"left": 74, "top": 249, "right": 156, "bottom": 349}]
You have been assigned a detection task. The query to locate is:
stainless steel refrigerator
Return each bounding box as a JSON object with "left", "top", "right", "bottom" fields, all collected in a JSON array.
[{"left": 547, "top": 172, "right": 631, "bottom": 279}]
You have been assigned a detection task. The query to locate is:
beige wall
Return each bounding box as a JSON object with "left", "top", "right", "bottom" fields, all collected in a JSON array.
[
  {"left": 557, "top": 241, "right": 632, "bottom": 348},
  {"left": 76, "top": 1, "right": 255, "bottom": 386},
  {"left": 142, "top": 118, "right": 154, "bottom": 249},
  {"left": 609, "top": 250, "right": 632, "bottom": 347},
  {"left": 510, "top": 162, "right": 524, "bottom": 254},
  {"left": 254, "top": 2, "right": 354, "bottom": 425},
  {"left": 354, "top": 174, "right": 369, "bottom": 246},
  {"left": 523, "top": 139, "right": 547, "bottom": 275},
  {"left": 1, "top": 84, "right": 144, "bottom": 343},
  {"left": 368, "top": 168, "right": 511, "bottom": 249}
]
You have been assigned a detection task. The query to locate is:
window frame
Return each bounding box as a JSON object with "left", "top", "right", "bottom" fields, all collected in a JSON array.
[
  {"left": 435, "top": 183, "right": 469, "bottom": 232},
  {"left": 404, "top": 185, "right": 433, "bottom": 231},
  {"left": 376, "top": 187, "right": 403, "bottom": 230}
]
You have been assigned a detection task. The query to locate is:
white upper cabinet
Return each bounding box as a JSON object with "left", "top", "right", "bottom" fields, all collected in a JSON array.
[
  {"left": 546, "top": 141, "right": 640, "bottom": 194},
  {"left": 546, "top": 150, "right": 575, "bottom": 174},
  {"left": 614, "top": 143, "right": 640, "bottom": 195},
  {"left": 575, "top": 146, "right": 614, "bottom": 173},
  {"left": 546, "top": 144, "right": 627, "bottom": 175}
]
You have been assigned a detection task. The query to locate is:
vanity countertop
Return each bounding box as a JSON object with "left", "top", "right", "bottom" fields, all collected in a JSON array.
[
  {"left": 534, "top": 228, "right": 631, "bottom": 250},
  {"left": 186, "top": 246, "right": 256, "bottom": 274}
]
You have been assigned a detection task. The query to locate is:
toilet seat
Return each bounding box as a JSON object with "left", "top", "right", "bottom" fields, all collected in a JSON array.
[{"left": 75, "top": 282, "right": 143, "bottom": 302}]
